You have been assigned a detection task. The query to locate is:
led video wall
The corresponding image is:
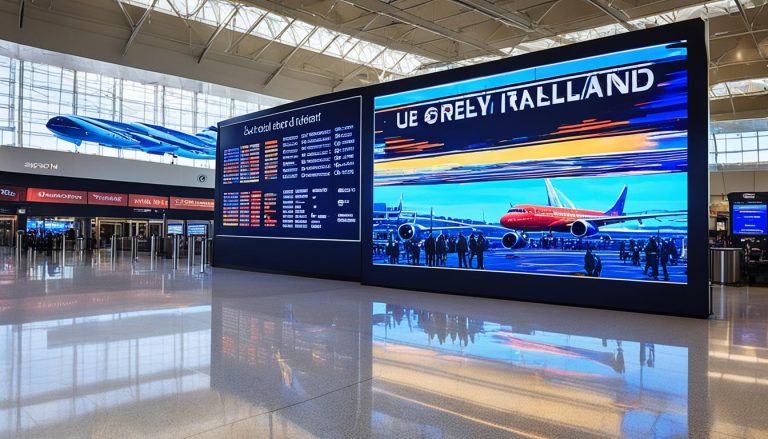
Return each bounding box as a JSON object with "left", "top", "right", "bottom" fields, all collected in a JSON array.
[
  {"left": 215, "top": 20, "right": 709, "bottom": 316},
  {"left": 372, "top": 42, "right": 689, "bottom": 284}
]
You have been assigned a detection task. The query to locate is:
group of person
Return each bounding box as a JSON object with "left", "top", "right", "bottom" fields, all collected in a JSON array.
[
  {"left": 618, "top": 237, "right": 679, "bottom": 281},
  {"left": 584, "top": 237, "right": 680, "bottom": 280},
  {"left": 384, "top": 231, "right": 488, "bottom": 269},
  {"left": 23, "top": 228, "right": 77, "bottom": 254}
]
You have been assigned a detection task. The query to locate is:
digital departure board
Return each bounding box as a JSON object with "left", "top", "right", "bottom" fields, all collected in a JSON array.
[
  {"left": 218, "top": 96, "right": 361, "bottom": 241},
  {"left": 733, "top": 203, "right": 768, "bottom": 235}
]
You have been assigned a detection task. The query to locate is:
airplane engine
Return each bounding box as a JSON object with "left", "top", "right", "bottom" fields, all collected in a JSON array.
[
  {"left": 397, "top": 223, "right": 423, "bottom": 241},
  {"left": 570, "top": 220, "right": 599, "bottom": 237},
  {"left": 502, "top": 232, "right": 527, "bottom": 249}
]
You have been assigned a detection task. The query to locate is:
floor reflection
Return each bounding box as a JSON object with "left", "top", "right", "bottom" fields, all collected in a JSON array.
[
  {"left": 6, "top": 248, "right": 768, "bottom": 438},
  {"left": 371, "top": 302, "right": 690, "bottom": 438}
]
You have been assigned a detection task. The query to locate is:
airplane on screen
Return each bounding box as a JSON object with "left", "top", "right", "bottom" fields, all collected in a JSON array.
[
  {"left": 497, "top": 179, "right": 686, "bottom": 248},
  {"left": 46, "top": 115, "right": 217, "bottom": 159}
]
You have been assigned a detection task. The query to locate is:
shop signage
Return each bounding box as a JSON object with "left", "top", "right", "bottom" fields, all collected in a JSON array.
[
  {"left": 129, "top": 194, "right": 169, "bottom": 208},
  {"left": 24, "top": 162, "right": 59, "bottom": 171},
  {"left": 26, "top": 188, "right": 87, "bottom": 204},
  {"left": 88, "top": 192, "right": 128, "bottom": 206},
  {"left": 0, "top": 185, "right": 24, "bottom": 202},
  {"left": 169, "top": 196, "right": 214, "bottom": 211}
]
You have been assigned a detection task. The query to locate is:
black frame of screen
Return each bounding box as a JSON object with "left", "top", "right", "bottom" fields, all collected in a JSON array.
[
  {"left": 360, "top": 19, "right": 710, "bottom": 318},
  {"left": 214, "top": 89, "right": 372, "bottom": 279}
]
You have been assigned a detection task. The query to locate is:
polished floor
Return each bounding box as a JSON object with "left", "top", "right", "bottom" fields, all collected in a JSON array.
[{"left": 0, "top": 248, "right": 766, "bottom": 438}]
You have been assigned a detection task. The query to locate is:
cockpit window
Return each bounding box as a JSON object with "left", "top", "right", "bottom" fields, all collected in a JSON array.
[{"left": 507, "top": 208, "right": 526, "bottom": 213}]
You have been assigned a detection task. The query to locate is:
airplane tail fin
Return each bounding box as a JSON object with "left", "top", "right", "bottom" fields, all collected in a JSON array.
[
  {"left": 605, "top": 185, "right": 628, "bottom": 216},
  {"left": 545, "top": 179, "right": 559, "bottom": 207}
]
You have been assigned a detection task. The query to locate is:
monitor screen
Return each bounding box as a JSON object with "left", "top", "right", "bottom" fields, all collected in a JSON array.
[
  {"left": 372, "top": 41, "right": 689, "bottom": 284},
  {"left": 218, "top": 96, "right": 361, "bottom": 241},
  {"left": 167, "top": 223, "right": 184, "bottom": 235},
  {"left": 732, "top": 203, "right": 767, "bottom": 235},
  {"left": 27, "top": 219, "right": 75, "bottom": 233},
  {"left": 187, "top": 223, "right": 208, "bottom": 236}
]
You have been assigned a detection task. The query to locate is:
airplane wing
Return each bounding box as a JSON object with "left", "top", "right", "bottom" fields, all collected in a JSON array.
[{"left": 576, "top": 211, "right": 687, "bottom": 228}]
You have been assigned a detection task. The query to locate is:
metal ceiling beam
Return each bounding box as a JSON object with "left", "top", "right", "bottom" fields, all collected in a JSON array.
[
  {"left": 236, "top": 0, "right": 452, "bottom": 61},
  {"left": 734, "top": 0, "right": 767, "bottom": 61},
  {"left": 264, "top": 27, "right": 319, "bottom": 87},
  {"left": 226, "top": 11, "right": 268, "bottom": 53},
  {"left": 583, "top": 0, "right": 638, "bottom": 32},
  {"left": 446, "top": 0, "right": 536, "bottom": 33},
  {"left": 250, "top": 18, "right": 296, "bottom": 61},
  {"left": 18, "top": 0, "right": 24, "bottom": 29},
  {"left": 339, "top": 1, "right": 502, "bottom": 57},
  {"left": 114, "top": 0, "right": 135, "bottom": 28},
  {"left": 198, "top": 5, "right": 241, "bottom": 63},
  {"left": 122, "top": 0, "right": 158, "bottom": 57},
  {"left": 341, "top": 0, "right": 505, "bottom": 56}
]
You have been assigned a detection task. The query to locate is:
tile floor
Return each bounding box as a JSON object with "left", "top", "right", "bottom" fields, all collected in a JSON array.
[{"left": 0, "top": 247, "right": 766, "bottom": 438}]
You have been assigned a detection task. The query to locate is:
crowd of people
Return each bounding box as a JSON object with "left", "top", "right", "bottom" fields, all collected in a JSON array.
[
  {"left": 584, "top": 237, "right": 680, "bottom": 280},
  {"left": 383, "top": 231, "right": 489, "bottom": 269},
  {"left": 22, "top": 228, "right": 79, "bottom": 254},
  {"left": 618, "top": 237, "right": 680, "bottom": 281},
  {"left": 377, "top": 228, "right": 683, "bottom": 280}
]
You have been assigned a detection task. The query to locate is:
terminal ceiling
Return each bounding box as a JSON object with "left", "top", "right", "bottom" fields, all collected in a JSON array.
[{"left": 2, "top": 0, "right": 767, "bottom": 120}]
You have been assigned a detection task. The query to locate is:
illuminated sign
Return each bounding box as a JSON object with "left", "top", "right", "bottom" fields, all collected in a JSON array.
[
  {"left": 24, "top": 162, "right": 59, "bottom": 171},
  {"left": 0, "top": 185, "right": 24, "bottom": 202},
  {"left": 167, "top": 223, "right": 184, "bottom": 235},
  {"left": 187, "top": 223, "right": 208, "bottom": 235},
  {"left": 88, "top": 192, "right": 128, "bottom": 206},
  {"left": 128, "top": 194, "right": 169, "bottom": 209},
  {"left": 170, "top": 196, "right": 214, "bottom": 211},
  {"left": 27, "top": 188, "right": 87, "bottom": 204}
]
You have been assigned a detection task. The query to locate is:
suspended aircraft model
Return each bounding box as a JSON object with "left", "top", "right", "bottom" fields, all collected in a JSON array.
[{"left": 46, "top": 115, "right": 217, "bottom": 160}]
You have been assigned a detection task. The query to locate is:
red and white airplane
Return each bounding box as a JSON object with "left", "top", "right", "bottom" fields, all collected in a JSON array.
[{"left": 498, "top": 179, "right": 686, "bottom": 249}]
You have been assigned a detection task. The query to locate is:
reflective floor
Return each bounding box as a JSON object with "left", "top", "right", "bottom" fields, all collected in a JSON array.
[{"left": 0, "top": 248, "right": 766, "bottom": 438}]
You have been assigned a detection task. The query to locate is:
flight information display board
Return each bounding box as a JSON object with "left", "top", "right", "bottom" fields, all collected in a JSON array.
[
  {"left": 732, "top": 203, "right": 768, "bottom": 235},
  {"left": 218, "top": 96, "right": 361, "bottom": 241}
]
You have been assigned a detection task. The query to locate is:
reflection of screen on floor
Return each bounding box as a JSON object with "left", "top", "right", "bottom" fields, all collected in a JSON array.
[
  {"left": 733, "top": 204, "right": 768, "bottom": 235},
  {"left": 373, "top": 41, "right": 689, "bottom": 284}
]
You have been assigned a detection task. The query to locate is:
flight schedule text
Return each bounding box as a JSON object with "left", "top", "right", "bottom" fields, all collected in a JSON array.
[{"left": 220, "top": 96, "right": 360, "bottom": 240}]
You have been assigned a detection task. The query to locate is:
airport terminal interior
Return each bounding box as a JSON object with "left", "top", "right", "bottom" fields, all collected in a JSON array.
[{"left": 1, "top": 0, "right": 768, "bottom": 438}]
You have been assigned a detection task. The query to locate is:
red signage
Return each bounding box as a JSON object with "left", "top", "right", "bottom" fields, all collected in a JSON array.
[
  {"left": 89, "top": 192, "right": 128, "bottom": 206},
  {"left": 27, "top": 188, "right": 87, "bottom": 204},
  {"left": 170, "top": 196, "right": 215, "bottom": 211},
  {"left": 128, "top": 194, "right": 169, "bottom": 208},
  {"left": 0, "top": 185, "right": 24, "bottom": 202}
]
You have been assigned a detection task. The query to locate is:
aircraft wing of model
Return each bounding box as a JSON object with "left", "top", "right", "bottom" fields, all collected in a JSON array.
[{"left": 572, "top": 211, "right": 687, "bottom": 228}]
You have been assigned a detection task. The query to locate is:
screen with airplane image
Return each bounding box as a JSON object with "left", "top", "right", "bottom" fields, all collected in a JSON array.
[{"left": 372, "top": 41, "right": 689, "bottom": 284}]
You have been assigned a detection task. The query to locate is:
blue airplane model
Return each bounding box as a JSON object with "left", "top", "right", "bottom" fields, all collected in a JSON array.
[{"left": 46, "top": 115, "right": 217, "bottom": 159}]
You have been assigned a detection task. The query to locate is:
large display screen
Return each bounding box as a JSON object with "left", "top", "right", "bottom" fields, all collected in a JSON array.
[
  {"left": 732, "top": 203, "right": 767, "bottom": 235},
  {"left": 373, "top": 42, "right": 689, "bottom": 283},
  {"left": 218, "top": 96, "right": 361, "bottom": 241}
]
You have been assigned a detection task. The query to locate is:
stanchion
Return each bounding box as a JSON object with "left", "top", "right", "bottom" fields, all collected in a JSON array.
[
  {"left": 16, "top": 230, "right": 23, "bottom": 260},
  {"left": 77, "top": 236, "right": 84, "bottom": 253},
  {"left": 172, "top": 235, "right": 179, "bottom": 269},
  {"left": 62, "top": 235, "right": 67, "bottom": 253},
  {"left": 200, "top": 237, "right": 206, "bottom": 274},
  {"left": 110, "top": 235, "right": 117, "bottom": 260},
  {"left": 187, "top": 235, "right": 195, "bottom": 271},
  {"left": 150, "top": 235, "right": 156, "bottom": 269},
  {"left": 132, "top": 236, "right": 139, "bottom": 261}
]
